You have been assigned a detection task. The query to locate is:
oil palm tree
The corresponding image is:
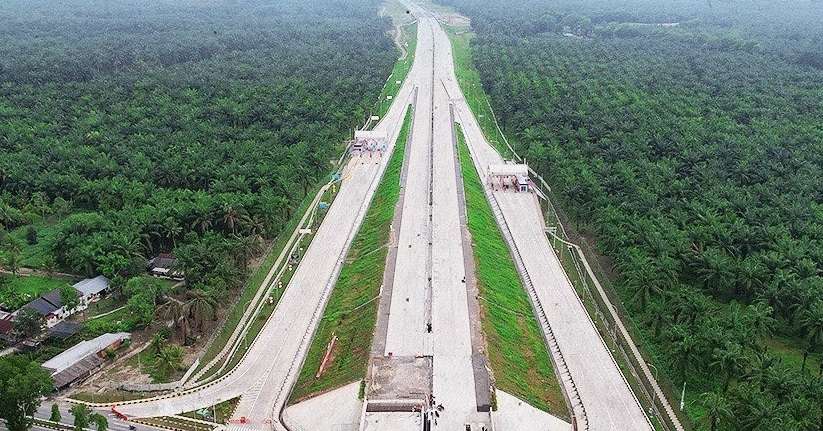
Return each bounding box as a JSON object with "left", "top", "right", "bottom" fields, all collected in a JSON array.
[
  {"left": 700, "top": 391, "right": 732, "bottom": 431},
  {"left": 154, "top": 345, "right": 184, "bottom": 380},
  {"left": 91, "top": 413, "right": 107, "bottom": 431},
  {"left": 744, "top": 350, "right": 778, "bottom": 392},
  {"left": 745, "top": 301, "right": 776, "bottom": 341},
  {"left": 186, "top": 289, "right": 217, "bottom": 334},
  {"left": 711, "top": 342, "right": 745, "bottom": 391},
  {"left": 799, "top": 300, "right": 823, "bottom": 374},
  {"left": 159, "top": 300, "right": 191, "bottom": 343}
]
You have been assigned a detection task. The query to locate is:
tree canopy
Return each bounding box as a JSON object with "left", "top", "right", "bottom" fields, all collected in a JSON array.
[
  {"left": 441, "top": 0, "right": 823, "bottom": 428},
  {"left": 0, "top": 356, "right": 54, "bottom": 431},
  {"left": 0, "top": 0, "right": 398, "bottom": 335}
]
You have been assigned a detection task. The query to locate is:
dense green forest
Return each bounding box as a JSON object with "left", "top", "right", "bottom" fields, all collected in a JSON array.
[
  {"left": 439, "top": 0, "right": 823, "bottom": 429},
  {"left": 0, "top": 0, "right": 395, "bottom": 327}
]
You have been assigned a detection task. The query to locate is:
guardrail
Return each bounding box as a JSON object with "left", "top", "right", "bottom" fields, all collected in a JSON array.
[
  {"left": 490, "top": 124, "right": 687, "bottom": 431},
  {"left": 464, "top": 69, "right": 688, "bottom": 431},
  {"left": 482, "top": 185, "right": 589, "bottom": 430},
  {"left": 547, "top": 229, "right": 687, "bottom": 431},
  {"left": 271, "top": 100, "right": 416, "bottom": 431}
]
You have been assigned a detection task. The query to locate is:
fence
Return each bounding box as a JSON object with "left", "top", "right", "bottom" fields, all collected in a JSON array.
[
  {"left": 532, "top": 178, "right": 689, "bottom": 431},
  {"left": 479, "top": 94, "right": 688, "bottom": 431}
]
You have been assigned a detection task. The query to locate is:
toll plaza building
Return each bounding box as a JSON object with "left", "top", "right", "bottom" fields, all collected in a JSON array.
[
  {"left": 487, "top": 163, "right": 531, "bottom": 193},
  {"left": 352, "top": 131, "right": 388, "bottom": 157}
]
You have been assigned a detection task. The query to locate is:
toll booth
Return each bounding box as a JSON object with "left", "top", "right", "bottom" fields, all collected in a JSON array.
[
  {"left": 352, "top": 131, "right": 387, "bottom": 157},
  {"left": 488, "top": 163, "right": 531, "bottom": 192}
]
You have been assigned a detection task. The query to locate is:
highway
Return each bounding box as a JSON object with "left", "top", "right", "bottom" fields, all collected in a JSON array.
[
  {"left": 374, "top": 4, "right": 489, "bottom": 429},
  {"left": 59, "top": 2, "right": 655, "bottom": 430}
]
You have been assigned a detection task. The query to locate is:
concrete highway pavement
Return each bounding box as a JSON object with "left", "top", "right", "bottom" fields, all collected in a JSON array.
[
  {"left": 377, "top": 4, "right": 489, "bottom": 428},
  {"left": 429, "top": 24, "right": 489, "bottom": 429},
  {"left": 382, "top": 16, "right": 435, "bottom": 358}
]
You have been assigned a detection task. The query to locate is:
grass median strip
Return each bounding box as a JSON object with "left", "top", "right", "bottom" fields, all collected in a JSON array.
[
  {"left": 456, "top": 125, "right": 567, "bottom": 417},
  {"left": 289, "top": 105, "right": 413, "bottom": 403}
]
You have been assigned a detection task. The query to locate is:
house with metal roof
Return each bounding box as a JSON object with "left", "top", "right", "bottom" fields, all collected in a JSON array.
[
  {"left": 24, "top": 296, "right": 59, "bottom": 317},
  {"left": 41, "top": 332, "right": 130, "bottom": 389},
  {"left": 73, "top": 275, "right": 110, "bottom": 305},
  {"left": 48, "top": 320, "right": 82, "bottom": 339},
  {"left": 23, "top": 295, "right": 63, "bottom": 328},
  {"left": 0, "top": 317, "right": 15, "bottom": 342},
  {"left": 148, "top": 253, "right": 183, "bottom": 280},
  {"left": 17, "top": 276, "right": 111, "bottom": 329}
]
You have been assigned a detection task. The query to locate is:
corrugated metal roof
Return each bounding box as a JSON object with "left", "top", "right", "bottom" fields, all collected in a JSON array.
[
  {"left": 51, "top": 354, "right": 104, "bottom": 388},
  {"left": 0, "top": 318, "right": 14, "bottom": 334},
  {"left": 149, "top": 254, "right": 177, "bottom": 270},
  {"left": 41, "top": 289, "right": 64, "bottom": 308},
  {"left": 41, "top": 332, "right": 130, "bottom": 374},
  {"left": 73, "top": 275, "right": 110, "bottom": 297},
  {"left": 25, "top": 298, "right": 58, "bottom": 315},
  {"left": 48, "top": 320, "right": 82, "bottom": 339}
]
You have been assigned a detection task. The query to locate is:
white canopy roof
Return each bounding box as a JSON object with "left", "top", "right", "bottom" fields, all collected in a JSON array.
[
  {"left": 354, "top": 130, "right": 387, "bottom": 141},
  {"left": 73, "top": 275, "right": 110, "bottom": 297},
  {"left": 488, "top": 164, "right": 529, "bottom": 177},
  {"left": 42, "top": 332, "right": 130, "bottom": 374}
]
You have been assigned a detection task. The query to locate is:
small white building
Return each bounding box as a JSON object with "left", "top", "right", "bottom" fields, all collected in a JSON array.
[
  {"left": 73, "top": 275, "right": 110, "bottom": 306},
  {"left": 19, "top": 275, "right": 110, "bottom": 328},
  {"left": 488, "top": 163, "right": 531, "bottom": 192}
]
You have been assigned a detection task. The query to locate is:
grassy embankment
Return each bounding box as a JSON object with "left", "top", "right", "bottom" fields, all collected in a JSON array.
[
  {"left": 445, "top": 25, "right": 514, "bottom": 159},
  {"left": 442, "top": 4, "right": 564, "bottom": 415},
  {"left": 290, "top": 105, "right": 413, "bottom": 403},
  {"left": 456, "top": 126, "right": 566, "bottom": 416}
]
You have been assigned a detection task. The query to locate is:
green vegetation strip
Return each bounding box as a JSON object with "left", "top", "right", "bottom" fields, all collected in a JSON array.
[
  {"left": 456, "top": 125, "right": 566, "bottom": 416},
  {"left": 446, "top": 27, "right": 512, "bottom": 158},
  {"left": 290, "top": 105, "right": 413, "bottom": 403},
  {"left": 374, "top": 23, "right": 417, "bottom": 121}
]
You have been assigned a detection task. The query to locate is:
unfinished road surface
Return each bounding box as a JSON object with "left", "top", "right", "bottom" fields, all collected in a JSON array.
[{"left": 369, "top": 5, "right": 490, "bottom": 429}]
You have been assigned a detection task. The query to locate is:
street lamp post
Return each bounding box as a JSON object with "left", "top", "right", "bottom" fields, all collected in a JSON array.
[{"left": 646, "top": 361, "right": 659, "bottom": 416}]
